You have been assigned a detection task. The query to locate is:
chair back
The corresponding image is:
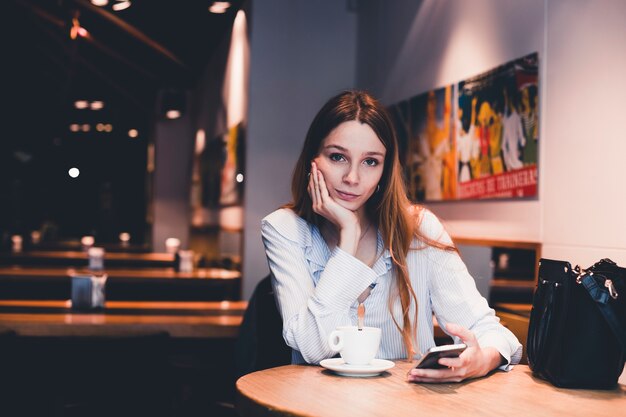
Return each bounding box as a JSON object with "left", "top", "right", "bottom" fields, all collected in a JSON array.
[{"left": 235, "top": 274, "right": 291, "bottom": 378}]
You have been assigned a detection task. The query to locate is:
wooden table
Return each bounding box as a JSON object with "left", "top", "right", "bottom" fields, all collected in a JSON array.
[
  {"left": 237, "top": 362, "right": 626, "bottom": 417},
  {"left": 0, "top": 299, "right": 246, "bottom": 338}
]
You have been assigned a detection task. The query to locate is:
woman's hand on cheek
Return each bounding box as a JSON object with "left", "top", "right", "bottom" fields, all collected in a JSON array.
[
  {"left": 407, "top": 323, "right": 503, "bottom": 384},
  {"left": 308, "top": 161, "right": 360, "bottom": 254}
]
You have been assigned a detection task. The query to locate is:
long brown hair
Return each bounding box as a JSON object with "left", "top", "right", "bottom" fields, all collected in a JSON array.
[{"left": 287, "top": 90, "right": 454, "bottom": 359}]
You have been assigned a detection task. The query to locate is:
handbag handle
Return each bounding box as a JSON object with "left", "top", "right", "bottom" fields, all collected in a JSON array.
[{"left": 579, "top": 272, "right": 626, "bottom": 353}]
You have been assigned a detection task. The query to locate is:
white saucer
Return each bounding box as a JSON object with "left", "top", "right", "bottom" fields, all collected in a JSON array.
[{"left": 320, "top": 358, "right": 395, "bottom": 377}]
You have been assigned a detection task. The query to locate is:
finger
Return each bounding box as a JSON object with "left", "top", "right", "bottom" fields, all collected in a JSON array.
[
  {"left": 438, "top": 357, "right": 464, "bottom": 368},
  {"left": 407, "top": 367, "right": 465, "bottom": 384},
  {"left": 312, "top": 164, "right": 322, "bottom": 206},
  {"left": 317, "top": 170, "right": 330, "bottom": 199},
  {"left": 408, "top": 367, "right": 456, "bottom": 379},
  {"left": 444, "top": 323, "right": 478, "bottom": 347},
  {"left": 308, "top": 170, "right": 317, "bottom": 207}
]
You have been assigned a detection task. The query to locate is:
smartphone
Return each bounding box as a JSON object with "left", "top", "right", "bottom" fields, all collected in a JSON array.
[{"left": 414, "top": 343, "right": 467, "bottom": 369}]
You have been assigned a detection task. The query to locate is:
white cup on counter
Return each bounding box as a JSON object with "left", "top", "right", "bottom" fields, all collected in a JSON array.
[{"left": 165, "top": 237, "right": 181, "bottom": 254}]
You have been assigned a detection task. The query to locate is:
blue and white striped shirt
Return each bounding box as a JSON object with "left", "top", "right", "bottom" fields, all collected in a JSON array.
[{"left": 261, "top": 207, "right": 522, "bottom": 368}]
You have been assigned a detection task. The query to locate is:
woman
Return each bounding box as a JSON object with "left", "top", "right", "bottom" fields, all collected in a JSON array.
[{"left": 261, "top": 90, "right": 522, "bottom": 383}]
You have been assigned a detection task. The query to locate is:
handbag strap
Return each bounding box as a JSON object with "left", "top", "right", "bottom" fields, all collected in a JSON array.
[{"left": 580, "top": 273, "right": 626, "bottom": 353}]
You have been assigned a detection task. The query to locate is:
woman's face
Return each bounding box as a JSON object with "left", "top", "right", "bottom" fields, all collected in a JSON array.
[{"left": 314, "top": 120, "right": 386, "bottom": 214}]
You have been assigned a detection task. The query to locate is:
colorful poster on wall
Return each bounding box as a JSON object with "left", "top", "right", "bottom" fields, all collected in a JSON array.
[{"left": 389, "top": 52, "right": 539, "bottom": 201}]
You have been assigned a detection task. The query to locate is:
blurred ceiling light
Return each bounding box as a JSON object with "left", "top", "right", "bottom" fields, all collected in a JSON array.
[
  {"left": 128, "top": 129, "right": 139, "bottom": 138},
  {"left": 112, "top": 1, "right": 132, "bottom": 11},
  {"left": 68, "top": 167, "right": 80, "bottom": 178},
  {"left": 91, "top": 0, "right": 109, "bottom": 6},
  {"left": 75, "top": 100, "right": 89, "bottom": 109},
  {"left": 166, "top": 110, "right": 181, "bottom": 119},
  {"left": 160, "top": 89, "right": 186, "bottom": 120},
  {"left": 69, "top": 124, "right": 80, "bottom": 132},
  {"left": 209, "top": 1, "right": 231, "bottom": 14},
  {"left": 81, "top": 124, "right": 91, "bottom": 132},
  {"left": 236, "top": 173, "right": 244, "bottom": 183},
  {"left": 195, "top": 129, "right": 206, "bottom": 154},
  {"left": 81, "top": 236, "right": 95, "bottom": 247},
  {"left": 104, "top": 124, "right": 113, "bottom": 132},
  {"left": 96, "top": 123, "right": 105, "bottom": 132},
  {"left": 90, "top": 100, "right": 104, "bottom": 110},
  {"left": 119, "top": 232, "right": 131, "bottom": 243}
]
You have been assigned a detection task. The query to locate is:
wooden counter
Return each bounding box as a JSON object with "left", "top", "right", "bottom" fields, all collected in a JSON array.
[
  {"left": 0, "top": 299, "right": 246, "bottom": 338},
  {"left": 0, "top": 266, "right": 241, "bottom": 301}
]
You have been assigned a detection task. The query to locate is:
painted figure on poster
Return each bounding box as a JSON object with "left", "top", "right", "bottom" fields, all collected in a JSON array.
[
  {"left": 476, "top": 101, "right": 493, "bottom": 177},
  {"left": 520, "top": 85, "right": 538, "bottom": 166},
  {"left": 456, "top": 95, "right": 478, "bottom": 183},
  {"left": 501, "top": 86, "right": 525, "bottom": 171}
]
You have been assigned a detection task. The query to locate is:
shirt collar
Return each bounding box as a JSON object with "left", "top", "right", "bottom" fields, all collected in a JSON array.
[{"left": 305, "top": 224, "right": 393, "bottom": 277}]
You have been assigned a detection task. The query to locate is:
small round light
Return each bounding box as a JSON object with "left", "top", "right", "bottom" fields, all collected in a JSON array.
[
  {"left": 81, "top": 235, "right": 95, "bottom": 247},
  {"left": 75, "top": 100, "right": 89, "bottom": 109},
  {"left": 166, "top": 110, "right": 181, "bottom": 119},
  {"left": 96, "top": 123, "right": 105, "bottom": 132},
  {"left": 81, "top": 124, "right": 91, "bottom": 132},
  {"left": 112, "top": 1, "right": 131, "bottom": 11},
  {"left": 69, "top": 124, "right": 80, "bottom": 132},
  {"left": 90, "top": 101, "right": 104, "bottom": 110},
  {"left": 68, "top": 167, "right": 80, "bottom": 178},
  {"left": 209, "top": 1, "right": 231, "bottom": 13},
  {"left": 104, "top": 124, "right": 113, "bottom": 132},
  {"left": 128, "top": 129, "right": 139, "bottom": 138},
  {"left": 236, "top": 173, "right": 244, "bottom": 183},
  {"left": 91, "top": 0, "right": 109, "bottom": 6}
]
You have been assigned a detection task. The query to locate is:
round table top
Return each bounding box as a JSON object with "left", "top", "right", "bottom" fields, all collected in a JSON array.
[{"left": 237, "top": 362, "right": 626, "bottom": 417}]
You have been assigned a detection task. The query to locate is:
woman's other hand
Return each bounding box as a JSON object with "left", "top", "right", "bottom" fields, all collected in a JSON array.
[{"left": 406, "top": 323, "right": 504, "bottom": 383}]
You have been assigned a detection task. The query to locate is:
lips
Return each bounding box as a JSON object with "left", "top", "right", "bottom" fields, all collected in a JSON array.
[{"left": 335, "top": 190, "right": 361, "bottom": 202}]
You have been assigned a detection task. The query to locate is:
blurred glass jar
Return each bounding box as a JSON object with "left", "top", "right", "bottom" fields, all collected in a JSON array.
[{"left": 178, "top": 250, "right": 194, "bottom": 273}]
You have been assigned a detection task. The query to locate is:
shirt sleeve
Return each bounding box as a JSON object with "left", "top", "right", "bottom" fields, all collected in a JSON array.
[
  {"left": 261, "top": 216, "right": 377, "bottom": 364},
  {"left": 419, "top": 210, "right": 523, "bottom": 370}
]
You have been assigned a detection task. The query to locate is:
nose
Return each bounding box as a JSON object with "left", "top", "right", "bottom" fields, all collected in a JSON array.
[{"left": 343, "top": 164, "right": 359, "bottom": 185}]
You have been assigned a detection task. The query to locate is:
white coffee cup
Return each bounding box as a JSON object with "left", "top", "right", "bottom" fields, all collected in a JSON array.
[
  {"left": 328, "top": 326, "right": 381, "bottom": 365},
  {"left": 165, "top": 237, "right": 181, "bottom": 254}
]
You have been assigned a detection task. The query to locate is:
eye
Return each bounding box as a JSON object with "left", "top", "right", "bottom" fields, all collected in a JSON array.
[
  {"left": 329, "top": 153, "right": 346, "bottom": 162},
  {"left": 363, "top": 158, "right": 379, "bottom": 167}
]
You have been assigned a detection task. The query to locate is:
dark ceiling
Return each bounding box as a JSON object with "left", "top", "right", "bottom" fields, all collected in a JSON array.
[
  {"left": 1, "top": 0, "right": 243, "bottom": 241},
  {"left": 6, "top": 0, "right": 242, "bottom": 117}
]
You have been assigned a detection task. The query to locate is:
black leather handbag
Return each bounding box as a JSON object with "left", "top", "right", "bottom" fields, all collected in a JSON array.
[{"left": 527, "top": 258, "right": 626, "bottom": 389}]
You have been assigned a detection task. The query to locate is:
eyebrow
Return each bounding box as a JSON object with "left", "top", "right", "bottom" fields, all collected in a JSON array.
[{"left": 323, "top": 144, "right": 385, "bottom": 158}]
